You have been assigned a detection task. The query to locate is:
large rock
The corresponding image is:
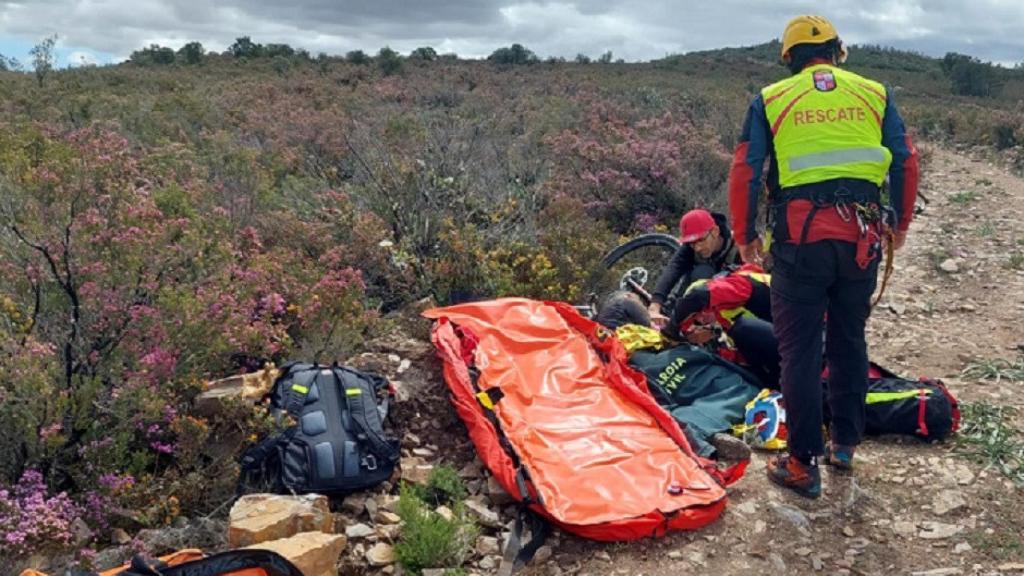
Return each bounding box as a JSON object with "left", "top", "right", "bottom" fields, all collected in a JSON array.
[
  {"left": 245, "top": 531, "right": 347, "bottom": 576},
  {"left": 195, "top": 366, "right": 280, "bottom": 415},
  {"left": 228, "top": 494, "right": 334, "bottom": 547}
]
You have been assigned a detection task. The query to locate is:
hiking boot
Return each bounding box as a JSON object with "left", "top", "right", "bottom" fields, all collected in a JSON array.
[
  {"left": 710, "top": 432, "right": 751, "bottom": 461},
  {"left": 766, "top": 455, "right": 821, "bottom": 499},
  {"left": 825, "top": 443, "right": 855, "bottom": 472}
]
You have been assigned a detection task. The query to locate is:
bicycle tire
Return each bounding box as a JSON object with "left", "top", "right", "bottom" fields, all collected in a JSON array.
[{"left": 601, "top": 233, "right": 680, "bottom": 269}]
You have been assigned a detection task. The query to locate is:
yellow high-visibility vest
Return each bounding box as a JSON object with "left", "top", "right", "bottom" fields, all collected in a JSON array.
[{"left": 762, "top": 64, "right": 891, "bottom": 187}]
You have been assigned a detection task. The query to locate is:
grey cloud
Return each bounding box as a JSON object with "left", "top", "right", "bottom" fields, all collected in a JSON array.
[{"left": 0, "top": 0, "right": 1021, "bottom": 64}]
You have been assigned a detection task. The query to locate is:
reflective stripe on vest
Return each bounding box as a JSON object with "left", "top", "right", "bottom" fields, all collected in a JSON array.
[
  {"left": 788, "top": 147, "right": 890, "bottom": 172},
  {"left": 720, "top": 306, "right": 754, "bottom": 323},
  {"left": 762, "top": 65, "right": 891, "bottom": 188}
]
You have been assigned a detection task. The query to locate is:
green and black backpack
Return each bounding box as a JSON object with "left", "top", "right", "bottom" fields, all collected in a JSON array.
[{"left": 862, "top": 364, "right": 961, "bottom": 441}]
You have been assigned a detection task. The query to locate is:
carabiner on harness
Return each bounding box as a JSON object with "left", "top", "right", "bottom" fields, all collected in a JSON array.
[{"left": 836, "top": 202, "right": 851, "bottom": 222}]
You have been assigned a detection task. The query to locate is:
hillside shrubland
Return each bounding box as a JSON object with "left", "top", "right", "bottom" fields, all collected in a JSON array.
[{"left": 0, "top": 41, "right": 1021, "bottom": 561}]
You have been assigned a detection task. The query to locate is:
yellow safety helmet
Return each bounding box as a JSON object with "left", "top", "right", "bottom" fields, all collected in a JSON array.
[{"left": 780, "top": 15, "right": 848, "bottom": 63}]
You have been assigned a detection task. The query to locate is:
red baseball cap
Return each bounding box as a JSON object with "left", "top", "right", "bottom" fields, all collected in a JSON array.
[{"left": 679, "top": 209, "right": 716, "bottom": 243}]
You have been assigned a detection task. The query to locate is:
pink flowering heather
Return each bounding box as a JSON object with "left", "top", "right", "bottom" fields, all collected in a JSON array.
[
  {"left": 633, "top": 212, "right": 661, "bottom": 233},
  {"left": 0, "top": 470, "right": 80, "bottom": 557},
  {"left": 82, "top": 474, "right": 135, "bottom": 530}
]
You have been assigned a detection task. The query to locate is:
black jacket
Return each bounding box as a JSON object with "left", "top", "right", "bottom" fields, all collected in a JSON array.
[{"left": 651, "top": 212, "right": 741, "bottom": 305}]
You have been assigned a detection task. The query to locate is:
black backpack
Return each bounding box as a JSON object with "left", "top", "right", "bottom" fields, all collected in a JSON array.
[
  {"left": 864, "top": 372, "right": 961, "bottom": 442},
  {"left": 239, "top": 362, "right": 400, "bottom": 495}
]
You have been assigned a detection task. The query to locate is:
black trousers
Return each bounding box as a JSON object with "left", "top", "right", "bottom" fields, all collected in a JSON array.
[
  {"left": 770, "top": 240, "right": 878, "bottom": 460},
  {"left": 728, "top": 316, "right": 781, "bottom": 390}
]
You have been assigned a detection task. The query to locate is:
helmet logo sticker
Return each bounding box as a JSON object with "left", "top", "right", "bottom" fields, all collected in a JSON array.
[{"left": 813, "top": 70, "right": 836, "bottom": 92}]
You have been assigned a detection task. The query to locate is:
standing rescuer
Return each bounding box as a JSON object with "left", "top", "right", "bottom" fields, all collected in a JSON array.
[{"left": 728, "top": 15, "right": 919, "bottom": 498}]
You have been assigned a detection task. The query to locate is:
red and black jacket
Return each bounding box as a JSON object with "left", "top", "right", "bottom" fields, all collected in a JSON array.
[{"left": 664, "top": 267, "right": 771, "bottom": 340}]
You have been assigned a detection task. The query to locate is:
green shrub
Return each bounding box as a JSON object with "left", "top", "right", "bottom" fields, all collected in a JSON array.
[
  {"left": 949, "top": 190, "right": 979, "bottom": 205},
  {"left": 378, "top": 47, "right": 403, "bottom": 76},
  {"left": 395, "top": 483, "right": 478, "bottom": 575},
  {"left": 487, "top": 44, "right": 538, "bottom": 66},
  {"left": 993, "top": 123, "right": 1018, "bottom": 150},
  {"left": 346, "top": 50, "right": 370, "bottom": 65},
  {"left": 1009, "top": 252, "right": 1024, "bottom": 271},
  {"left": 408, "top": 465, "right": 468, "bottom": 507}
]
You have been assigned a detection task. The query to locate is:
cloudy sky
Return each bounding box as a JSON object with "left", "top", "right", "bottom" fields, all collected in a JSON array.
[{"left": 1, "top": 0, "right": 1022, "bottom": 68}]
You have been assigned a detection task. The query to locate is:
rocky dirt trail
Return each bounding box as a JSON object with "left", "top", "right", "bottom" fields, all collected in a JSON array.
[{"left": 365, "top": 144, "right": 1024, "bottom": 576}]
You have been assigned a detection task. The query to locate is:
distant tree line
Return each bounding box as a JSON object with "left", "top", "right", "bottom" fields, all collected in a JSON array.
[
  {"left": 127, "top": 37, "right": 462, "bottom": 77},
  {"left": 99, "top": 37, "right": 631, "bottom": 71},
  {"left": 129, "top": 37, "right": 309, "bottom": 66},
  {"left": 486, "top": 44, "right": 618, "bottom": 65},
  {"left": 941, "top": 52, "right": 1004, "bottom": 97}
]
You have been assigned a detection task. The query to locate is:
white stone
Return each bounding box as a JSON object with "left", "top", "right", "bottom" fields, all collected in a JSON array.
[
  {"left": 345, "top": 523, "right": 375, "bottom": 539},
  {"left": 365, "top": 543, "right": 396, "bottom": 566},
  {"left": 476, "top": 536, "right": 501, "bottom": 555},
  {"left": 464, "top": 498, "right": 502, "bottom": 528},
  {"left": 893, "top": 521, "right": 917, "bottom": 537},
  {"left": 377, "top": 511, "right": 402, "bottom": 525},
  {"left": 932, "top": 490, "right": 967, "bottom": 516},
  {"left": 401, "top": 456, "right": 434, "bottom": 485},
  {"left": 918, "top": 521, "right": 962, "bottom": 540}
]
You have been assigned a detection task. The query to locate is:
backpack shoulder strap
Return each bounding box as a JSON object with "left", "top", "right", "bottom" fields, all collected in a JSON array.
[
  {"left": 280, "top": 366, "right": 318, "bottom": 416},
  {"left": 237, "top": 428, "right": 295, "bottom": 495},
  {"left": 332, "top": 367, "right": 399, "bottom": 464}
]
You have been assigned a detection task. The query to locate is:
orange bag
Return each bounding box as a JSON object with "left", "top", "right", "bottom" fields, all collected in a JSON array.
[
  {"left": 20, "top": 548, "right": 301, "bottom": 576},
  {"left": 423, "top": 298, "right": 742, "bottom": 545}
]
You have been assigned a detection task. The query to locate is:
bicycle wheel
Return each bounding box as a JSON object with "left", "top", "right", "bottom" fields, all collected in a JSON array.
[{"left": 588, "top": 233, "right": 680, "bottom": 303}]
